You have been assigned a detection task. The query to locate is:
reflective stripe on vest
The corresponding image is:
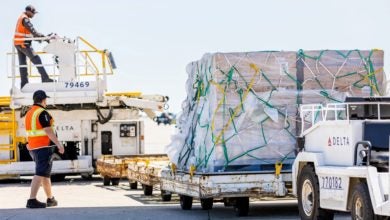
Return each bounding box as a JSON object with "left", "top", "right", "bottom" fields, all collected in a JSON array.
[
  {"left": 15, "top": 32, "right": 33, "bottom": 37},
  {"left": 25, "top": 105, "right": 55, "bottom": 150},
  {"left": 26, "top": 107, "right": 55, "bottom": 137},
  {"left": 26, "top": 107, "right": 46, "bottom": 137}
]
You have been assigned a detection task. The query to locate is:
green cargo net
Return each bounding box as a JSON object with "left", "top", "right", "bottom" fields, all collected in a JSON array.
[{"left": 174, "top": 49, "right": 384, "bottom": 172}]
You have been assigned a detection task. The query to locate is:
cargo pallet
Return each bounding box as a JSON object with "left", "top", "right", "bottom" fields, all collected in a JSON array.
[
  {"left": 96, "top": 154, "right": 168, "bottom": 189},
  {"left": 160, "top": 168, "right": 293, "bottom": 216},
  {"left": 127, "top": 156, "right": 171, "bottom": 201}
]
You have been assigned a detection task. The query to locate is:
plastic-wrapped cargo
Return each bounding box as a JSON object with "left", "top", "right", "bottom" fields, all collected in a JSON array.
[
  {"left": 299, "top": 50, "right": 384, "bottom": 96},
  {"left": 166, "top": 50, "right": 385, "bottom": 173}
]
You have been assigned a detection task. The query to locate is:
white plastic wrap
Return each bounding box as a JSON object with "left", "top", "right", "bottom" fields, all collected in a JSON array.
[{"left": 166, "top": 50, "right": 384, "bottom": 172}]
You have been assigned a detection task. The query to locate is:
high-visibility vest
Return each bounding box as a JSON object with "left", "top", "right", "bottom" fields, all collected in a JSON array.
[
  {"left": 14, "top": 13, "right": 33, "bottom": 47},
  {"left": 25, "top": 105, "right": 54, "bottom": 150}
]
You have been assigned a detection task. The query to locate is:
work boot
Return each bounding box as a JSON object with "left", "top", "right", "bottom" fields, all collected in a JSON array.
[
  {"left": 47, "top": 197, "right": 58, "bottom": 207},
  {"left": 26, "top": 199, "right": 46, "bottom": 208},
  {"left": 21, "top": 81, "right": 28, "bottom": 89}
]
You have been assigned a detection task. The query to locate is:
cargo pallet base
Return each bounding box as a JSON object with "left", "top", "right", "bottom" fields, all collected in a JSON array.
[
  {"left": 127, "top": 157, "right": 171, "bottom": 201},
  {"left": 160, "top": 169, "right": 293, "bottom": 216},
  {"left": 97, "top": 154, "right": 172, "bottom": 201}
]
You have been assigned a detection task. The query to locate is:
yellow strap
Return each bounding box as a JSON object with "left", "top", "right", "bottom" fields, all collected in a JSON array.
[
  {"left": 145, "top": 159, "right": 150, "bottom": 168},
  {"left": 213, "top": 63, "right": 261, "bottom": 146},
  {"left": 364, "top": 67, "right": 383, "bottom": 94},
  {"left": 210, "top": 81, "right": 227, "bottom": 132},
  {"left": 189, "top": 164, "right": 196, "bottom": 177},
  {"left": 275, "top": 161, "right": 283, "bottom": 177},
  {"left": 170, "top": 163, "right": 177, "bottom": 174},
  {"left": 31, "top": 108, "right": 45, "bottom": 131}
]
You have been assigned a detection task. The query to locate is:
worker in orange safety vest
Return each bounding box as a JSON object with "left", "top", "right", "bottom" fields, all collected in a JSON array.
[
  {"left": 25, "top": 90, "right": 64, "bottom": 208},
  {"left": 14, "top": 5, "right": 54, "bottom": 89}
]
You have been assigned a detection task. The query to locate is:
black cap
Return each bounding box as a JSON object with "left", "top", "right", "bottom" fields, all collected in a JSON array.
[
  {"left": 25, "top": 5, "right": 38, "bottom": 14},
  {"left": 33, "top": 90, "right": 49, "bottom": 103}
]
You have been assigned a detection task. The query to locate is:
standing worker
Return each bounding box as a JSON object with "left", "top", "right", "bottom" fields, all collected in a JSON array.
[
  {"left": 25, "top": 90, "right": 64, "bottom": 208},
  {"left": 14, "top": 5, "right": 54, "bottom": 89}
]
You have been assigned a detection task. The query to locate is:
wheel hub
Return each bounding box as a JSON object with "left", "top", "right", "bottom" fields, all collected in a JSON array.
[
  {"left": 302, "top": 179, "right": 314, "bottom": 216},
  {"left": 354, "top": 197, "right": 363, "bottom": 220}
]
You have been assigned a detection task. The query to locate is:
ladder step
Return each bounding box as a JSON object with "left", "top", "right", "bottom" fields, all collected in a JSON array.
[
  {"left": 0, "top": 108, "right": 17, "bottom": 164},
  {"left": 0, "top": 122, "right": 14, "bottom": 128},
  {"left": 0, "top": 96, "right": 11, "bottom": 107},
  {"left": 0, "top": 148, "right": 15, "bottom": 151},
  {"left": 0, "top": 159, "right": 17, "bottom": 164}
]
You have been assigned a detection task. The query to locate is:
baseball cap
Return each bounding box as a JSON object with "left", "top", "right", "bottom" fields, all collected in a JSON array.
[
  {"left": 25, "top": 5, "right": 38, "bottom": 14},
  {"left": 33, "top": 90, "right": 49, "bottom": 103}
]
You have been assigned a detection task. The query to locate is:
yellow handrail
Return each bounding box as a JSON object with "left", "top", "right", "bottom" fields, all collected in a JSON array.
[
  {"left": 105, "top": 91, "right": 143, "bottom": 98},
  {"left": 78, "top": 36, "right": 101, "bottom": 52}
]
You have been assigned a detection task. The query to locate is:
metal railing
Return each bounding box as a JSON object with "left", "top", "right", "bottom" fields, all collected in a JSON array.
[
  {"left": 8, "top": 36, "right": 115, "bottom": 80},
  {"left": 0, "top": 109, "right": 18, "bottom": 164},
  {"left": 300, "top": 102, "right": 390, "bottom": 135},
  {"left": 0, "top": 97, "right": 27, "bottom": 164}
]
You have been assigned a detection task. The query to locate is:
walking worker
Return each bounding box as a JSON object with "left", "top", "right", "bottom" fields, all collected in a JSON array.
[
  {"left": 25, "top": 90, "right": 64, "bottom": 208},
  {"left": 14, "top": 5, "right": 54, "bottom": 89}
]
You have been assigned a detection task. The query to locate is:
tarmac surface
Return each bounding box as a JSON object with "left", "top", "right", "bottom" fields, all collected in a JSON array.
[{"left": 0, "top": 176, "right": 351, "bottom": 220}]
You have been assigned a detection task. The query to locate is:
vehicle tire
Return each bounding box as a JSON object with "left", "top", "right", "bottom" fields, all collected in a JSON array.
[
  {"left": 180, "top": 195, "right": 193, "bottom": 210},
  {"left": 200, "top": 198, "right": 213, "bottom": 210},
  {"left": 234, "top": 197, "right": 249, "bottom": 217},
  {"left": 103, "top": 176, "right": 111, "bottom": 186},
  {"left": 129, "top": 181, "right": 138, "bottom": 189},
  {"left": 351, "top": 182, "right": 376, "bottom": 220},
  {"left": 50, "top": 153, "right": 66, "bottom": 182},
  {"left": 111, "top": 178, "right": 120, "bottom": 186},
  {"left": 223, "top": 198, "right": 233, "bottom": 207},
  {"left": 81, "top": 173, "right": 93, "bottom": 180},
  {"left": 297, "top": 165, "right": 334, "bottom": 220},
  {"left": 143, "top": 185, "right": 153, "bottom": 196},
  {"left": 161, "top": 190, "right": 172, "bottom": 201}
]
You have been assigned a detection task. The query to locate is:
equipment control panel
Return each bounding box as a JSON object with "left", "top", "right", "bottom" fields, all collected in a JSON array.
[{"left": 119, "top": 123, "right": 137, "bottom": 137}]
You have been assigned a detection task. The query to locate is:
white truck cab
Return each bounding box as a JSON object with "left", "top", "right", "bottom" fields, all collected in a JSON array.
[{"left": 293, "top": 97, "right": 390, "bottom": 219}]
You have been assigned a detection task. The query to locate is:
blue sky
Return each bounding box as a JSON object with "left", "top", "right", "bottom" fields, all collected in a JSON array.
[{"left": 1, "top": 0, "right": 389, "bottom": 112}]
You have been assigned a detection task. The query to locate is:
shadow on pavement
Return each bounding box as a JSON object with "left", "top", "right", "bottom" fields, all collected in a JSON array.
[{"left": 0, "top": 203, "right": 302, "bottom": 220}]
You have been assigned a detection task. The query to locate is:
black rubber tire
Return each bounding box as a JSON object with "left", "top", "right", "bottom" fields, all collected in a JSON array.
[
  {"left": 223, "top": 198, "right": 233, "bottom": 207},
  {"left": 81, "top": 173, "right": 93, "bottom": 180},
  {"left": 111, "top": 178, "right": 120, "bottom": 186},
  {"left": 143, "top": 185, "right": 153, "bottom": 196},
  {"left": 161, "top": 190, "right": 172, "bottom": 201},
  {"left": 234, "top": 197, "right": 249, "bottom": 217},
  {"left": 180, "top": 195, "right": 193, "bottom": 210},
  {"left": 297, "top": 165, "right": 334, "bottom": 220},
  {"left": 200, "top": 198, "right": 213, "bottom": 210},
  {"left": 103, "top": 176, "right": 111, "bottom": 186},
  {"left": 50, "top": 153, "right": 66, "bottom": 182},
  {"left": 129, "top": 181, "right": 138, "bottom": 189},
  {"left": 351, "top": 182, "right": 375, "bottom": 220}
]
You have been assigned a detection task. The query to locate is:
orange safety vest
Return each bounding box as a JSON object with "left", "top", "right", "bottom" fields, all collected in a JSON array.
[
  {"left": 14, "top": 13, "right": 33, "bottom": 47},
  {"left": 25, "top": 105, "right": 54, "bottom": 150}
]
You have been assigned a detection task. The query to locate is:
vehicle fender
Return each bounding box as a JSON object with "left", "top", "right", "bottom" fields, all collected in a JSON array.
[{"left": 292, "top": 152, "right": 325, "bottom": 195}]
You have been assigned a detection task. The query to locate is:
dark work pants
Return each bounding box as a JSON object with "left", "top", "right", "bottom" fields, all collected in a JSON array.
[{"left": 15, "top": 45, "right": 50, "bottom": 87}]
